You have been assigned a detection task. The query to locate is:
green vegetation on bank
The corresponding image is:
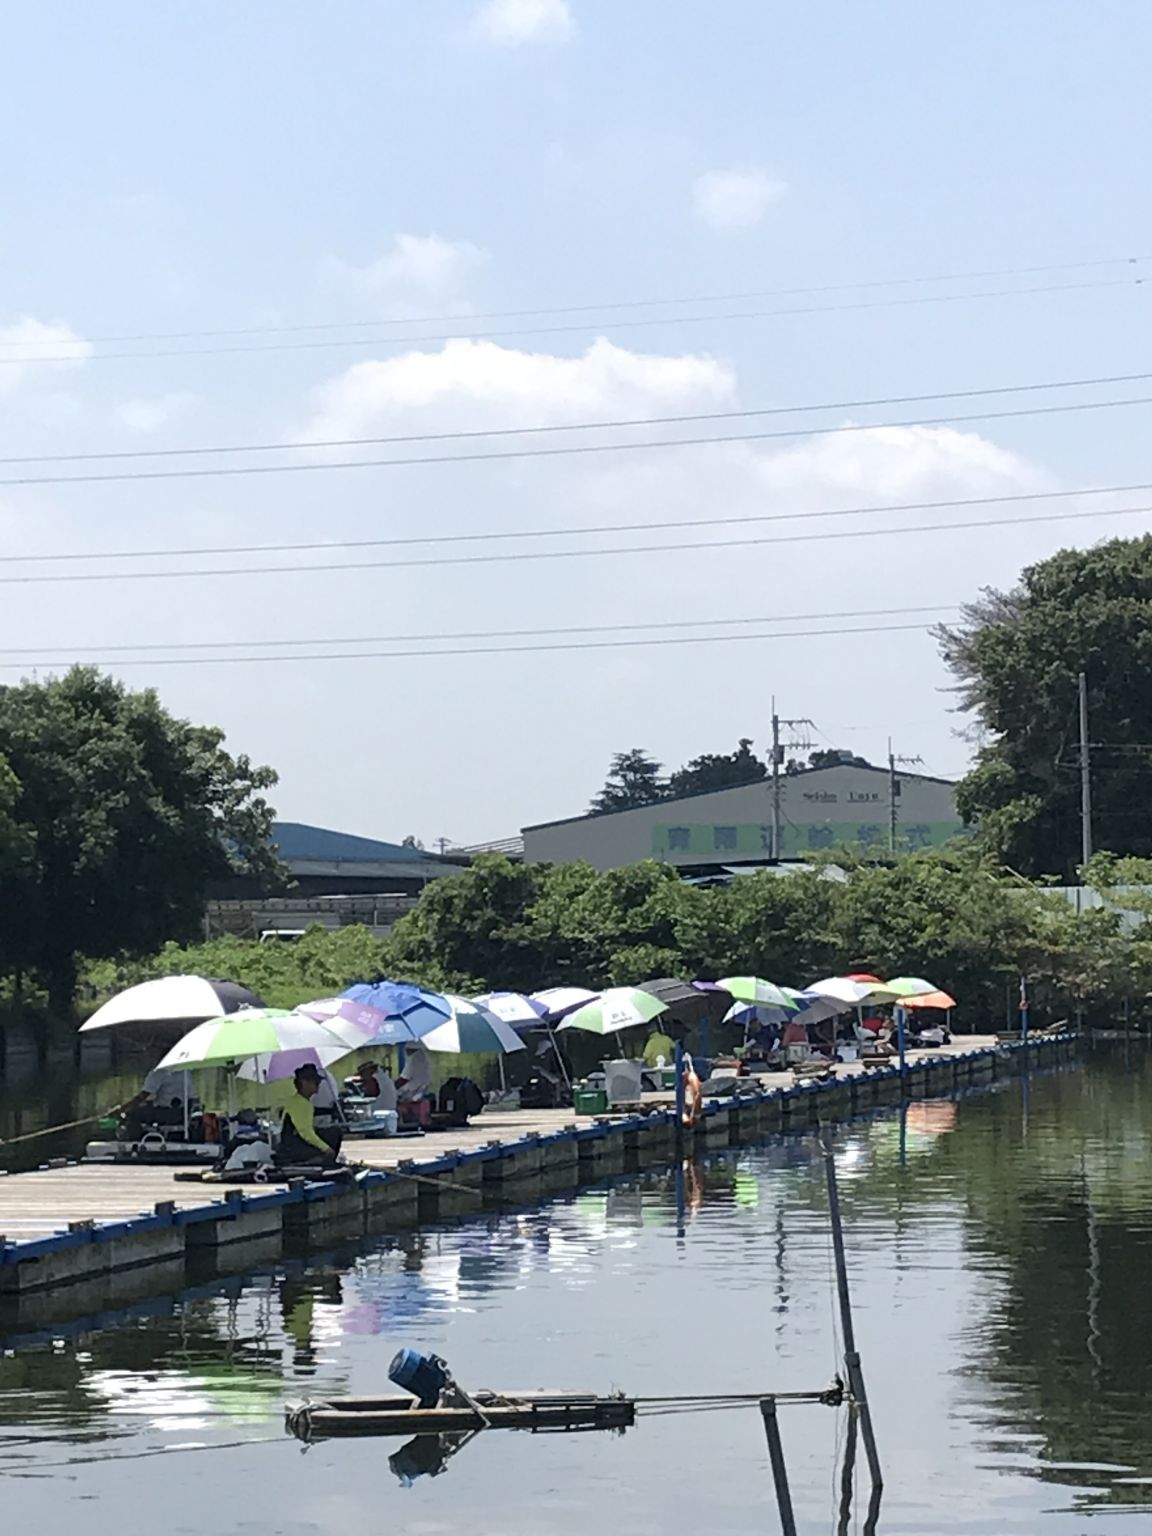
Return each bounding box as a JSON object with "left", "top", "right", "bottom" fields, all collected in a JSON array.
[{"left": 72, "top": 848, "right": 1152, "bottom": 1030}]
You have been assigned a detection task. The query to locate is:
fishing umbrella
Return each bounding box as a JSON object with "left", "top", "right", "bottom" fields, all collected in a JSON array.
[
  {"left": 884, "top": 976, "right": 940, "bottom": 998},
  {"left": 635, "top": 978, "right": 715, "bottom": 1022},
  {"left": 81, "top": 976, "right": 265, "bottom": 1032},
  {"left": 807, "top": 976, "right": 898, "bottom": 1007},
  {"left": 296, "top": 996, "right": 394, "bottom": 1037},
  {"left": 341, "top": 981, "right": 454, "bottom": 1043},
  {"left": 420, "top": 997, "right": 526, "bottom": 1056},
  {"left": 901, "top": 989, "right": 956, "bottom": 1010},
  {"left": 477, "top": 991, "right": 572, "bottom": 1088},
  {"left": 237, "top": 1044, "right": 353, "bottom": 1085},
  {"left": 155, "top": 1009, "right": 354, "bottom": 1072},
  {"left": 530, "top": 986, "right": 598, "bottom": 1020},
  {"left": 559, "top": 987, "right": 670, "bottom": 1037},
  {"left": 711, "top": 976, "right": 799, "bottom": 1011},
  {"left": 473, "top": 991, "right": 549, "bottom": 1029}
]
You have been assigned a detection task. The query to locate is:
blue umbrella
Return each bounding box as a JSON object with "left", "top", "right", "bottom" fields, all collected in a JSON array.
[
  {"left": 474, "top": 990, "right": 549, "bottom": 1030},
  {"left": 341, "top": 981, "right": 453, "bottom": 1044}
]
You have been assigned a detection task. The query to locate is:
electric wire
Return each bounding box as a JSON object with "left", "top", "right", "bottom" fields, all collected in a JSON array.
[
  {"left": 0, "top": 497, "right": 1149, "bottom": 587},
  {"left": 5, "top": 253, "right": 1142, "bottom": 349},
  {"left": 0, "top": 275, "right": 1141, "bottom": 366},
  {"left": 4, "top": 391, "right": 1152, "bottom": 489},
  {"left": 0, "top": 604, "right": 957, "bottom": 659},
  {"left": 3, "top": 366, "right": 1151, "bottom": 466}
]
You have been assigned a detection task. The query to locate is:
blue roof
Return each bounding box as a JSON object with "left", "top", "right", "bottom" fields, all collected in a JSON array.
[{"left": 271, "top": 821, "right": 447, "bottom": 866}]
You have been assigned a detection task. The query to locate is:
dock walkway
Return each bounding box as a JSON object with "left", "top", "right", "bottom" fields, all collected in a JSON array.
[{"left": 0, "top": 1033, "right": 1079, "bottom": 1331}]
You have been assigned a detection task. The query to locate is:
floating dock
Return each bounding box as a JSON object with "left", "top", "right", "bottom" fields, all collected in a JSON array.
[{"left": 0, "top": 1033, "right": 1078, "bottom": 1331}]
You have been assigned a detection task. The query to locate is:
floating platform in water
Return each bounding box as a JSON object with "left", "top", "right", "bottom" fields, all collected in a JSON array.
[{"left": 285, "top": 1390, "right": 636, "bottom": 1440}]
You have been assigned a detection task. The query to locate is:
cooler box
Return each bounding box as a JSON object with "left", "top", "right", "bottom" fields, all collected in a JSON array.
[
  {"left": 604, "top": 1058, "right": 644, "bottom": 1106},
  {"left": 574, "top": 1087, "right": 609, "bottom": 1115}
]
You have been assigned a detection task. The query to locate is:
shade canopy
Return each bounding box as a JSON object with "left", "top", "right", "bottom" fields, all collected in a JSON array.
[
  {"left": 634, "top": 977, "right": 716, "bottom": 1020},
  {"left": 530, "top": 986, "right": 598, "bottom": 1020},
  {"left": 155, "top": 1009, "right": 353, "bottom": 1072},
  {"left": 237, "top": 1045, "right": 352, "bottom": 1084},
  {"left": 712, "top": 976, "right": 798, "bottom": 1011},
  {"left": 808, "top": 977, "right": 897, "bottom": 1007},
  {"left": 885, "top": 976, "right": 940, "bottom": 999},
  {"left": 421, "top": 998, "right": 526, "bottom": 1055},
  {"left": 901, "top": 989, "right": 957, "bottom": 1010},
  {"left": 341, "top": 981, "right": 454, "bottom": 1043},
  {"left": 473, "top": 991, "right": 550, "bottom": 1028},
  {"left": 559, "top": 987, "right": 669, "bottom": 1037},
  {"left": 81, "top": 976, "right": 264, "bottom": 1032}
]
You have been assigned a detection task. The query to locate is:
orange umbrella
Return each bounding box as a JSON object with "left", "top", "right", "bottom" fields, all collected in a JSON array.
[{"left": 901, "top": 990, "right": 956, "bottom": 1010}]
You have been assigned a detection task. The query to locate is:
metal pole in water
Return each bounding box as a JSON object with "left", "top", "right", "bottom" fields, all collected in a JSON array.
[
  {"left": 759, "top": 1397, "right": 798, "bottom": 1536},
  {"left": 837, "top": 1405, "right": 858, "bottom": 1536},
  {"left": 674, "top": 1039, "right": 685, "bottom": 1144},
  {"left": 821, "top": 1126, "right": 883, "bottom": 1490}
]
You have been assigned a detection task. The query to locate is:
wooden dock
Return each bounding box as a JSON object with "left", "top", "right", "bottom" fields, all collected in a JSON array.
[{"left": 0, "top": 1034, "right": 1079, "bottom": 1332}]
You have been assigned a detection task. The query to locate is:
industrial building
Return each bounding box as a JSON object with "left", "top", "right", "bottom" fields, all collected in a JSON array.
[{"left": 522, "top": 760, "right": 963, "bottom": 873}]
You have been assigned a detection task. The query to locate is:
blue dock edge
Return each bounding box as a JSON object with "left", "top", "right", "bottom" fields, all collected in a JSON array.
[{"left": 0, "top": 1034, "right": 1080, "bottom": 1294}]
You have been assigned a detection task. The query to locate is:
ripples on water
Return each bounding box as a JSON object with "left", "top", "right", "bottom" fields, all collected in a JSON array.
[{"left": 3, "top": 1045, "right": 1152, "bottom": 1534}]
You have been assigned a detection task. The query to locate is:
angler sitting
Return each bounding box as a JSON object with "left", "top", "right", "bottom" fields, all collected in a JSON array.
[{"left": 276, "top": 1063, "right": 344, "bottom": 1168}]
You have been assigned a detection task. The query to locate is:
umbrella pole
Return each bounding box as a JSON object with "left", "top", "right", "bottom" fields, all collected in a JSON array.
[
  {"left": 498, "top": 1054, "right": 507, "bottom": 1094},
  {"left": 182, "top": 1070, "right": 191, "bottom": 1142},
  {"left": 548, "top": 1027, "right": 571, "bottom": 1088}
]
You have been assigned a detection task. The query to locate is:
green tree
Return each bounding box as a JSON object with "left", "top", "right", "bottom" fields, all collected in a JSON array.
[
  {"left": 588, "top": 748, "right": 667, "bottom": 814},
  {"left": 937, "top": 536, "right": 1152, "bottom": 877},
  {"left": 0, "top": 668, "right": 282, "bottom": 1014},
  {"left": 667, "top": 737, "right": 767, "bottom": 797}
]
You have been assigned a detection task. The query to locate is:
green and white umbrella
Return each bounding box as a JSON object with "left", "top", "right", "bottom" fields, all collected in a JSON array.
[
  {"left": 714, "top": 976, "right": 798, "bottom": 1011},
  {"left": 420, "top": 996, "right": 527, "bottom": 1056},
  {"left": 559, "top": 987, "right": 670, "bottom": 1037},
  {"left": 885, "top": 976, "right": 939, "bottom": 999},
  {"left": 155, "top": 1008, "right": 356, "bottom": 1072}
]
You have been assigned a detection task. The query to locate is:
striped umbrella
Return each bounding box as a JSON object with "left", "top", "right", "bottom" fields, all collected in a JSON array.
[
  {"left": 531, "top": 986, "right": 598, "bottom": 1020},
  {"left": 155, "top": 1009, "right": 353, "bottom": 1071},
  {"left": 713, "top": 976, "right": 799, "bottom": 1011},
  {"left": 341, "top": 981, "right": 454, "bottom": 1043},
  {"left": 421, "top": 997, "right": 526, "bottom": 1056},
  {"left": 885, "top": 976, "right": 939, "bottom": 998},
  {"left": 474, "top": 991, "right": 549, "bottom": 1029},
  {"left": 559, "top": 987, "right": 669, "bottom": 1036}
]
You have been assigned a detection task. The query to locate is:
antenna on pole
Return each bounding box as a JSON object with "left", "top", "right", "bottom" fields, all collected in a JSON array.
[
  {"left": 769, "top": 705, "right": 816, "bottom": 860},
  {"left": 1078, "top": 671, "right": 1093, "bottom": 876},
  {"left": 887, "top": 740, "right": 925, "bottom": 853}
]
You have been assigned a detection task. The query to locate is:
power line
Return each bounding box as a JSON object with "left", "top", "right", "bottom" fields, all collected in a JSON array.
[
  {"left": 5, "top": 392, "right": 1152, "bottom": 489},
  {"left": 4, "top": 366, "right": 1152, "bottom": 468},
  {"left": 5, "top": 479, "right": 1151, "bottom": 568},
  {"left": 0, "top": 618, "right": 935, "bottom": 670},
  {"left": 0, "top": 602, "right": 958, "bottom": 657},
  {"left": 2, "top": 499, "right": 1149, "bottom": 587},
  {"left": 5, "top": 255, "right": 1143, "bottom": 348},
  {"left": 0, "top": 276, "right": 1141, "bottom": 367}
]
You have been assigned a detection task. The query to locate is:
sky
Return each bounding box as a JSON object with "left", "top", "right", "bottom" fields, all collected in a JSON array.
[{"left": 1, "top": 0, "right": 1151, "bottom": 848}]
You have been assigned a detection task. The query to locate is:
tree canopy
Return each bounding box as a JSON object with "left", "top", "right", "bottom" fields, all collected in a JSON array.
[
  {"left": 590, "top": 739, "right": 770, "bottom": 814},
  {"left": 938, "top": 535, "right": 1152, "bottom": 878},
  {"left": 667, "top": 737, "right": 767, "bottom": 797},
  {"left": 588, "top": 748, "right": 666, "bottom": 813},
  {"left": 0, "top": 668, "right": 283, "bottom": 1011}
]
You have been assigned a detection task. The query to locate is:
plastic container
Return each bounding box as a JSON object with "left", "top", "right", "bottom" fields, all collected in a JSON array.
[
  {"left": 574, "top": 1087, "right": 609, "bottom": 1115},
  {"left": 604, "top": 1058, "right": 644, "bottom": 1106},
  {"left": 389, "top": 1348, "right": 449, "bottom": 1408}
]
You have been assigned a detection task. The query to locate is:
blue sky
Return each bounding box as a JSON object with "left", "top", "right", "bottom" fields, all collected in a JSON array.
[{"left": 1, "top": 1, "right": 1150, "bottom": 845}]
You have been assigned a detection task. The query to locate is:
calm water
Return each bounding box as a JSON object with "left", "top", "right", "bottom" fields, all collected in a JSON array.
[{"left": 3, "top": 1047, "right": 1151, "bottom": 1534}]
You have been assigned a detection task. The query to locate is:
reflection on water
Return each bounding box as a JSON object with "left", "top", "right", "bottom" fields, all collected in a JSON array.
[{"left": 3, "top": 1047, "right": 1152, "bottom": 1533}]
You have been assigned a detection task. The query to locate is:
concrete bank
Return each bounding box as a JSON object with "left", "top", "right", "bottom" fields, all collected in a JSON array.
[{"left": 0, "top": 1034, "right": 1078, "bottom": 1329}]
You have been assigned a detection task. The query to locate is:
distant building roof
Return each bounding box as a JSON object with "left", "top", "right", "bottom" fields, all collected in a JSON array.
[
  {"left": 272, "top": 822, "right": 464, "bottom": 871},
  {"left": 522, "top": 761, "right": 957, "bottom": 834}
]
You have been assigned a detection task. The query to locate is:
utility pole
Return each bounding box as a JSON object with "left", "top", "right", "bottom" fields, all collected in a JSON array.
[
  {"left": 1078, "top": 671, "right": 1093, "bottom": 874},
  {"left": 887, "top": 739, "right": 924, "bottom": 853},
  {"left": 770, "top": 701, "right": 815, "bottom": 860}
]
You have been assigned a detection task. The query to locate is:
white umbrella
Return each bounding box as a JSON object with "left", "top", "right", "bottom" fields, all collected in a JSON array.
[
  {"left": 807, "top": 977, "right": 898, "bottom": 1007},
  {"left": 474, "top": 991, "right": 549, "bottom": 1027},
  {"left": 531, "top": 986, "right": 598, "bottom": 1020},
  {"left": 81, "top": 975, "right": 263, "bottom": 1031},
  {"left": 421, "top": 998, "right": 526, "bottom": 1056}
]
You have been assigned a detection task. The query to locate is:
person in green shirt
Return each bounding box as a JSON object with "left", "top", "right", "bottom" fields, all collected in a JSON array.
[
  {"left": 642, "top": 1025, "right": 676, "bottom": 1068},
  {"left": 277, "top": 1064, "right": 343, "bottom": 1167}
]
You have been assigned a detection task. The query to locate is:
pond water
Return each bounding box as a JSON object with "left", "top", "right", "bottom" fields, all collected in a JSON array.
[{"left": 2, "top": 1046, "right": 1151, "bottom": 1534}]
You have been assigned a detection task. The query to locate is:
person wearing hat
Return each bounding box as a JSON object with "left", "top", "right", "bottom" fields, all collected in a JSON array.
[{"left": 277, "top": 1063, "right": 344, "bottom": 1167}]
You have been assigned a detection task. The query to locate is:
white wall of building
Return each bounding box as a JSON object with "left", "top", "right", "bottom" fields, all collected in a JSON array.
[{"left": 523, "top": 764, "right": 962, "bottom": 871}]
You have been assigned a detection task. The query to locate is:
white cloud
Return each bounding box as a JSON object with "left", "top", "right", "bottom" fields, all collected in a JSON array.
[
  {"left": 0, "top": 317, "right": 92, "bottom": 396},
  {"left": 470, "top": 0, "right": 574, "bottom": 45},
  {"left": 692, "top": 168, "right": 789, "bottom": 231},
  {"left": 324, "top": 234, "right": 489, "bottom": 302},
  {"left": 113, "top": 392, "right": 194, "bottom": 434},
  {"left": 296, "top": 336, "right": 735, "bottom": 441}
]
